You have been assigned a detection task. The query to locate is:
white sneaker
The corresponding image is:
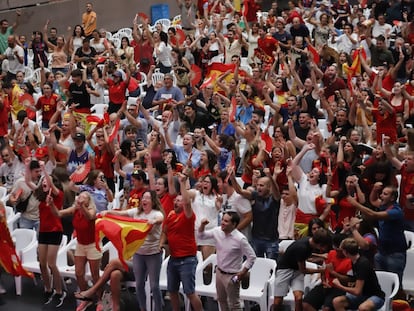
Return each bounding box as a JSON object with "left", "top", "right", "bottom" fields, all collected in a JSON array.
[{"left": 54, "top": 291, "right": 67, "bottom": 308}]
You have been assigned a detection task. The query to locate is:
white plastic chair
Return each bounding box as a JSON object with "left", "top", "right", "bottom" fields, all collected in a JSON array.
[
  {"left": 31, "top": 67, "right": 50, "bottom": 91},
  {"left": 117, "top": 28, "right": 132, "bottom": 40},
  {"left": 12, "top": 228, "right": 38, "bottom": 295},
  {"left": 376, "top": 271, "right": 399, "bottom": 311},
  {"left": 5, "top": 206, "right": 21, "bottom": 233},
  {"left": 91, "top": 103, "right": 108, "bottom": 114},
  {"left": 151, "top": 69, "right": 165, "bottom": 87},
  {"left": 278, "top": 240, "right": 295, "bottom": 254},
  {"left": 153, "top": 18, "right": 171, "bottom": 32},
  {"left": 240, "top": 257, "right": 277, "bottom": 311},
  {"left": 194, "top": 254, "right": 218, "bottom": 300},
  {"left": 403, "top": 249, "right": 414, "bottom": 298},
  {"left": 138, "top": 71, "right": 148, "bottom": 97},
  {"left": 405, "top": 230, "right": 414, "bottom": 249},
  {"left": 24, "top": 66, "right": 34, "bottom": 81},
  {"left": 106, "top": 31, "right": 113, "bottom": 41},
  {"left": 0, "top": 186, "right": 8, "bottom": 201}
]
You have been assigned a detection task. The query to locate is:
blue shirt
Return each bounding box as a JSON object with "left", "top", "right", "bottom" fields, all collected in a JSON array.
[
  {"left": 378, "top": 202, "right": 407, "bottom": 254},
  {"left": 79, "top": 184, "right": 109, "bottom": 213},
  {"left": 173, "top": 145, "right": 201, "bottom": 168}
]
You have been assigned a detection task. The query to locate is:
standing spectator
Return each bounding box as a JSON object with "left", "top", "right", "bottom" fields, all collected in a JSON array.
[
  {"left": 177, "top": 0, "right": 197, "bottom": 35},
  {"left": 219, "top": 28, "right": 248, "bottom": 64},
  {"left": 30, "top": 31, "right": 48, "bottom": 69},
  {"left": 271, "top": 228, "right": 332, "bottom": 311},
  {"left": 25, "top": 160, "right": 66, "bottom": 307},
  {"left": 217, "top": 171, "right": 253, "bottom": 239},
  {"left": 153, "top": 32, "right": 172, "bottom": 74},
  {"left": 231, "top": 168, "right": 281, "bottom": 260},
  {"left": 1, "top": 36, "right": 24, "bottom": 83},
  {"left": 198, "top": 211, "right": 256, "bottom": 311},
  {"left": 103, "top": 67, "right": 129, "bottom": 114},
  {"left": 160, "top": 178, "right": 203, "bottom": 311},
  {"left": 132, "top": 17, "right": 154, "bottom": 74},
  {"left": 50, "top": 191, "right": 100, "bottom": 311},
  {"left": 0, "top": 10, "right": 21, "bottom": 54},
  {"left": 102, "top": 190, "right": 164, "bottom": 311},
  {"left": 347, "top": 185, "right": 407, "bottom": 286},
  {"left": 82, "top": 2, "right": 97, "bottom": 39}
]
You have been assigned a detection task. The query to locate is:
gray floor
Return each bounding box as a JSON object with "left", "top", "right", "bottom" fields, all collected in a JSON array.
[{"left": 0, "top": 272, "right": 221, "bottom": 311}]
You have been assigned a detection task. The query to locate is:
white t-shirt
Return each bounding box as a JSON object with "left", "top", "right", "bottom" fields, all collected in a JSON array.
[
  {"left": 4, "top": 45, "right": 24, "bottom": 74},
  {"left": 297, "top": 173, "right": 327, "bottom": 215},
  {"left": 221, "top": 191, "right": 252, "bottom": 238}
]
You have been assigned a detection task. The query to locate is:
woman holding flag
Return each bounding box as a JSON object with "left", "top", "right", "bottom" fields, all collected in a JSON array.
[{"left": 101, "top": 190, "right": 164, "bottom": 311}]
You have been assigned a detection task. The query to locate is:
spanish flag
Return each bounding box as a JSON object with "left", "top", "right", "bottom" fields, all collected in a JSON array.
[
  {"left": 202, "top": 62, "right": 247, "bottom": 91},
  {"left": 343, "top": 48, "right": 367, "bottom": 93},
  {"left": 0, "top": 220, "right": 34, "bottom": 278},
  {"left": 95, "top": 214, "right": 152, "bottom": 270}
]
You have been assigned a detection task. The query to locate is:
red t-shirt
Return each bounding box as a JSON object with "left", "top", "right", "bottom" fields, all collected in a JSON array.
[
  {"left": 160, "top": 192, "right": 176, "bottom": 218},
  {"left": 371, "top": 108, "right": 397, "bottom": 144},
  {"left": 39, "top": 190, "right": 64, "bottom": 233},
  {"left": 400, "top": 165, "right": 414, "bottom": 221},
  {"left": 73, "top": 208, "right": 95, "bottom": 245},
  {"left": 165, "top": 210, "right": 197, "bottom": 258},
  {"left": 0, "top": 96, "right": 10, "bottom": 136},
  {"left": 324, "top": 249, "right": 352, "bottom": 286},
  {"left": 127, "top": 187, "right": 147, "bottom": 209},
  {"left": 107, "top": 79, "right": 128, "bottom": 104},
  {"left": 93, "top": 146, "right": 114, "bottom": 179},
  {"left": 36, "top": 94, "right": 59, "bottom": 122},
  {"left": 257, "top": 35, "right": 279, "bottom": 57}
]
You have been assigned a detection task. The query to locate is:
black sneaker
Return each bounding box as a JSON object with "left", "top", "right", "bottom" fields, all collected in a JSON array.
[
  {"left": 54, "top": 291, "right": 67, "bottom": 308},
  {"left": 44, "top": 291, "right": 54, "bottom": 305}
]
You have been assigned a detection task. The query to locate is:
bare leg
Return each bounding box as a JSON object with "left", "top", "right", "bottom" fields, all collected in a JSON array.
[
  {"left": 110, "top": 270, "right": 123, "bottom": 311},
  {"left": 187, "top": 293, "right": 203, "bottom": 311},
  {"left": 47, "top": 244, "right": 62, "bottom": 294},
  {"left": 88, "top": 258, "right": 102, "bottom": 297},
  {"left": 293, "top": 290, "right": 303, "bottom": 311},
  {"left": 75, "top": 259, "right": 125, "bottom": 300},
  {"left": 75, "top": 256, "right": 88, "bottom": 291},
  {"left": 169, "top": 291, "right": 181, "bottom": 311},
  {"left": 38, "top": 244, "right": 51, "bottom": 292}
]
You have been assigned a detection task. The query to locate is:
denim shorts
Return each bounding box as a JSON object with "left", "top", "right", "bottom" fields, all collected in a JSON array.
[
  {"left": 167, "top": 256, "right": 197, "bottom": 294},
  {"left": 346, "top": 293, "right": 384, "bottom": 310}
]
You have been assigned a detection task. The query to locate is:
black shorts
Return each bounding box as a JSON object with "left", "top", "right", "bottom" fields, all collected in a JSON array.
[
  {"left": 38, "top": 231, "right": 63, "bottom": 245},
  {"left": 303, "top": 284, "right": 345, "bottom": 310}
]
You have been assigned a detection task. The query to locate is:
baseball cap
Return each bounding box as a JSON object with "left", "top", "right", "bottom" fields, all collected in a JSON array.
[
  {"left": 73, "top": 132, "right": 86, "bottom": 141},
  {"left": 113, "top": 70, "right": 123, "bottom": 78}
]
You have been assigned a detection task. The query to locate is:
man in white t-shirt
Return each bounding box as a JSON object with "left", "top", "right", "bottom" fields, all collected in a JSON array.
[
  {"left": 1, "top": 35, "right": 24, "bottom": 82},
  {"left": 217, "top": 171, "right": 253, "bottom": 239}
]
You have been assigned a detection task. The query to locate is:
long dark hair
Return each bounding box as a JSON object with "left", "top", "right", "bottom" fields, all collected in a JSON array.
[
  {"left": 120, "top": 139, "right": 135, "bottom": 159},
  {"left": 34, "top": 175, "right": 63, "bottom": 202}
]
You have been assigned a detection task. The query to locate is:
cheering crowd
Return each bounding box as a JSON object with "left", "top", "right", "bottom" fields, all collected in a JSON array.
[{"left": 1, "top": 0, "right": 414, "bottom": 310}]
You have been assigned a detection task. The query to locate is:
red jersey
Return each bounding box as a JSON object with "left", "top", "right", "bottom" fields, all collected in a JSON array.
[
  {"left": 107, "top": 79, "right": 128, "bottom": 104},
  {"left": 0, "top": 95, "right": 10, "bottom": 136},
  {"left": 93, "top": 146, "right": 114, "bottom": 179},
  {"left": 73, "top": 208, "right": 95, "bottom": 245},
  {"left": 160, "top": 193, "right": 176, "bottom": 218},
  {"left": 165, "top": 210, "right": 197, "bottom": 258},
  {"left": 36, "top": 94, "right": 59, "bottom": 122},
  {"left": 127, "top": 187, "right": 147, "bottom": 209},
  {"left": 400, "top": 165, "right": 414, "bottom": 221},
  {"left": 324, "top": 250, "right": 352, "bottom": 286},
  {"left": 39, "top": 190, "right": 64, "bottom": 233},
  {"left": 372, "top": 108, "right": 397, "bottom": 144},
  {"left": 257, "top": 35, "right": 279, "bottom": 57}
]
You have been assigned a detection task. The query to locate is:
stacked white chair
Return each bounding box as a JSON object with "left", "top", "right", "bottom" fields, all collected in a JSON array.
[
  {"left": 5, "top": 206, "right": 21, "bottom": 233},
  {"left": 375, "top": 271, "right": 399, "bottom": 311},
  {"left": 12, "top": 228, "right": 38, "bottom": 295},
  {"left": 240, "top": 257, "right": 277, "bottom": 311}
]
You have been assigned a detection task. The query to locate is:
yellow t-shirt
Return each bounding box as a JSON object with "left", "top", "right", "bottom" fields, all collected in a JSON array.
[
  {"left": 11, "top": 84, "right": 24, "bottom": 121},
  {"left": 82, "top": 11, "right": 97, "bottom": 36}
]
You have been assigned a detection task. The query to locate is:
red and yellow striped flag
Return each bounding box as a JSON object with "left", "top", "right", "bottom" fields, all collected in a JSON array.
[
  {"left": 95, "top": 214, "right": 152, "bottom": 270},
  {"left": 0, "top": 221, "right": 34, "bottom": 278}
]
